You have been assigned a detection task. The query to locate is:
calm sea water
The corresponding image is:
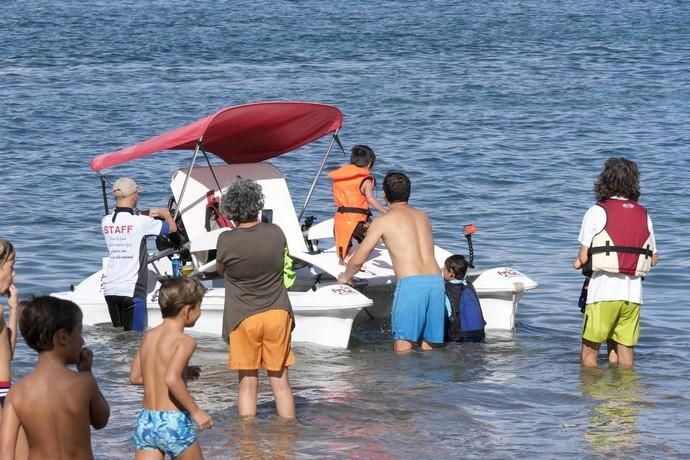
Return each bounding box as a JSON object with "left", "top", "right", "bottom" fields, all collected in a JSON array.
[{"left": 2, "top": 1, "right": 690, "bottom": 458}]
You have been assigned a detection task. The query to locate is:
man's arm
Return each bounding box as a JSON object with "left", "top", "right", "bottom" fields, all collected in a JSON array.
[
  {"left": 0, "top": 394, "right": 21, "bottom": 460},
  {"left": 164, "top": 337, "right": 213, "bottom": 430},
  {"left": 216, "top": 261, "right": 224, "bottom": 275},
  {"left": 338, "top": 218, "right": 384, "bottom": 284},
  {"left": 361, "top": 180, "right": 386, "bottom": 214},
  {"left": 149, "top": 208, "right": 178, "bottom": 234}
]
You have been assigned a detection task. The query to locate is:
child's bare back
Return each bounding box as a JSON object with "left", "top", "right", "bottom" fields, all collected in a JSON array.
[
  {"left": 4, "top": 355, "right": 106, "bottom": 459},
  {"left": 0, "top": 297, "right": 109, "bottom": 460},
  {"left": 137, "top": 324, "right": 198, "bottom": 411},
  {"left": 129, "top": 277, "right": 211, "bottom": 460}
]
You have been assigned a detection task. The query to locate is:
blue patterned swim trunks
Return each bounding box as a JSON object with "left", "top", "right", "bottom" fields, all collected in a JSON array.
[{"left": 134, "top": 409, "right": 197, "bottom": 457}]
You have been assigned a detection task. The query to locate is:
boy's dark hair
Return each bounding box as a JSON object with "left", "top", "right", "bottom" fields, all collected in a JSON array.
[
  {"left": 383, "top": 172, "right": 411, "bottom": 203},
  {"left": 445, "top": 255, "right": 469, "bottom": 279},
  {"left": 350, "top": 145, "right": 376, "bottom": 168},
  {"left": 593, "top": 157, "right": 641, "bottom": 202},
  {"left": 159, "top": 277, "right": 206, "bottom": 318},
  {"left": 19, "top": 296, "right": 83, "bottom": 352}
]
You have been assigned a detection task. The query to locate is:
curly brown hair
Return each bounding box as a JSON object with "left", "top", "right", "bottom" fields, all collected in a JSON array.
[
  {"left": 220, "top": 178, "right": 264, "bottom": 224},
  {"left": 593, "top": 157, "right": 640, "bottom": 202}
]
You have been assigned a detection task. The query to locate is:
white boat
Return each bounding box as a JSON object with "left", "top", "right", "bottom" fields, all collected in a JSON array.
[{"left": 52, "top": 101, "right": 537, "bottom": 348}]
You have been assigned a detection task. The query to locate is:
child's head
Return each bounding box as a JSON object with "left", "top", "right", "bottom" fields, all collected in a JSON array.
[
  {"left": 0, "top": 239, "right": 16, "bottom": 295},
  {"left": 20, "top": 296, "right": 83, "bottom": 355},
  {"left": 158, "top": 277, "right": 205, "bottom": 325},
  {"left": 443, "top": 255, "right": 469, "bottom": 281},
  {"left": 383, "top": 171, "right": 411, "bottom": 204},
  {"left": 594, "top": 157, "right": 641, "bottom": 202},
  {"left": 350, "top": 145, "right": 376, "bottom": 169}
]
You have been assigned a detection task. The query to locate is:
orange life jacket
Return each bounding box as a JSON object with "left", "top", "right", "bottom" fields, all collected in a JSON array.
[{"left": 328, "top": 164, "right": 373, "bottom": 260}]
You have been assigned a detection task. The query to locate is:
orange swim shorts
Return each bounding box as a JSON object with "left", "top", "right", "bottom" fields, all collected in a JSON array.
[{"left": 228, "top": 309, "right": 295, "bottom": 371}]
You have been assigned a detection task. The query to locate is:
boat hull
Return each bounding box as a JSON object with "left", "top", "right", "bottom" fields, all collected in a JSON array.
[{"left": 52, "top": 269, "right": 371, "bottom": 349}]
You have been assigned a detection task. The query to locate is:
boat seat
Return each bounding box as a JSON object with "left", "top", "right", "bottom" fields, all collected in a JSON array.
[
  {"left": 205, "top": 190, "right": 234, "bottom": 231},
  {"left": 171, "top": 163, "right": 309, "bottom": 271}
]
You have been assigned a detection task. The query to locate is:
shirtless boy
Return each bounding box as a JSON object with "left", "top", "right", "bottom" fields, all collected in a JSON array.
[
  {"left": 0, "top": 296, "right": 110, "bottom": 460},
  {"left": 130, "top": 277, "right": 213, "bottom": 459},
  {"left": 338, "top": 172, "right": 445, "bottom": 352}
]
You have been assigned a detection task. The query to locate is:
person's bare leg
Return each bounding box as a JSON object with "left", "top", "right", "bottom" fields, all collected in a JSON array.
[
  {"left": 394, "top": 339, "right": 414, "bottom": 353},
  {"left": 580, "top": 339, "right": 601, "bottom": 368},
  {"left": 135, "top": 449, "right": 164, "bottom": 460},
  {"left": 613, "top": 342, "right": 634, "bottom": 368},
  {"left": 238, "top": 370, "right": 259, "bottom": 417},
  {"left": 606, "top": 339, "right": 619, "bottom": 366},
  {"left": 15, "top": 426, "right": 28, "bottom": 460},
  {"left": 268, "top": 367, "right": 296, "bottom": 419},
  {"left": 420, "top": 340, "right": 434, "bottom": 351},
  {"left": 175, "top": 441, "right": 203, "bottom": 460}
]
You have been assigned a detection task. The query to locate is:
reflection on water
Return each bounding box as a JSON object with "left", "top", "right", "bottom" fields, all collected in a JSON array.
[
  {"left": 225, "top": 417, "right": 300, "bottom": 460},
  {"left": 579, "top": 367, "right": 642, "bottom": 457}
]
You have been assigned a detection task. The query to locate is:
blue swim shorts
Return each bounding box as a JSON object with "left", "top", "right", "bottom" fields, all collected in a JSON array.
[
  {"left": 134, "top": 409, "right": 197, "bottom": 457},
  {"left": 391, "top": 274, "right": 446, "bottom": 344}
]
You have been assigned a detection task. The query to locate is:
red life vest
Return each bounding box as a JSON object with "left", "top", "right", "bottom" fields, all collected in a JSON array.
[
  {"left": 328, "top": 164, "right": 373, "bottom": 260},
  {"left": 590, "top": 199, "right": 653, "bottom": 277}
]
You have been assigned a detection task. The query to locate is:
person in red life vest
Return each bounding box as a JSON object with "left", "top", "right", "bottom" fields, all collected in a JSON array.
[
  {"left": 101, "top": 178, "right": 177, "bottom": 332},
  {"left": 328, "top": 145, "right": 387, "bottom": 262},
  {"left": 573, "top": 158, "right": 659, "bottom": 368}
]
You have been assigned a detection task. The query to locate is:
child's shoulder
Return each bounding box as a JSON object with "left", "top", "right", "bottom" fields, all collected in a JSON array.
[{"left": 178, "top": 333, "right": 197, "bottom": 348}]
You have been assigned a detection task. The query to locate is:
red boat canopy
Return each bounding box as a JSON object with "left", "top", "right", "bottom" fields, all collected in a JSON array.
[{"left": 91, "top": 101, "right": 343, "bottom": 172}]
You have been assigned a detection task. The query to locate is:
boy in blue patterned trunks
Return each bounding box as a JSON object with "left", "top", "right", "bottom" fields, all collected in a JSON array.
[
  {"left": 130, "top": 278, "right": 213, "bottom": 459},
  {"left": 339, "top": 172, "right": 445, "bottom": 352}
]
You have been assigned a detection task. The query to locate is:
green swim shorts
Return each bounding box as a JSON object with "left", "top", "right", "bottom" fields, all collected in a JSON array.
[{"left": 582, "top": 300, "right": 640, "bottom": 347}]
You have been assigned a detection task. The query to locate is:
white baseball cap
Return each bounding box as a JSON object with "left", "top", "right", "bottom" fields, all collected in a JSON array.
[{"left": 112, "top": 178, "right": 140, "bottom": 198}]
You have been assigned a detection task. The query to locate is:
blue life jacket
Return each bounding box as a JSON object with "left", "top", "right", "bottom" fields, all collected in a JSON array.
[{"left": 445, "top": 280, "right": 486, "bottom": 342}]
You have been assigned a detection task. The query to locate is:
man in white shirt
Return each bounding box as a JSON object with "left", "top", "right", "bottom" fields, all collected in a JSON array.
[{"left": 101, "top": 178, "right": 177, "bottom": 331}]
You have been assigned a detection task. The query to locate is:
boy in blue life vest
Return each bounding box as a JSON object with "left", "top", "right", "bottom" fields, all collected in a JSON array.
[{"left": 442, "top": 255, "right": 486, "bottom": 342}]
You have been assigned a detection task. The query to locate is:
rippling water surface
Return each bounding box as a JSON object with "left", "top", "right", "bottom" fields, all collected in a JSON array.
[{"left": 2, "top": 1, "right": 690, "bottom": 458}]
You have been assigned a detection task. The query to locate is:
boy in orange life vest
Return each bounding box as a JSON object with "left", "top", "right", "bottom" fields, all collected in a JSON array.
[{"left": 328, "top": 145, "right": 387, "bottom": 262}]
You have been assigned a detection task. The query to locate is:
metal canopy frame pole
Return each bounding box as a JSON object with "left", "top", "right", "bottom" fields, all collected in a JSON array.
[
  {"left": 175, "top": 140, "right": 202, "bottom": 221},
  {"left": 98, "top": 174, "right": 109, "bottom": 215},
  {"left": 202, "top": 150, "right": 223, "bottom": 192},
  {"left": 298, "top": 129, "right": 340, "bottom": 221}
]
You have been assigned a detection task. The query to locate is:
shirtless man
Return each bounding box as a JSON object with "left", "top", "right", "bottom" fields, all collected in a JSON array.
[
  {"left": 0, "top": 296, "right": 110, "bottom": 460},
  {"left": 338, "top": 172, "right": 445, "bottom": 352},
  {"left": 129, "top": 277, "right": 213, "bottom": 459}
]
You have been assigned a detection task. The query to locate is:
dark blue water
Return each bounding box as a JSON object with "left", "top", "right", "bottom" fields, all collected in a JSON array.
[{"left": 2, "top": 1, "right": 690, "bottom": 458}]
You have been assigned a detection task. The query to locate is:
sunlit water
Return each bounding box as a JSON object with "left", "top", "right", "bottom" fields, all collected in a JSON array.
[{"left": 2, "top": 1, "right": 690, "bottom": 458}]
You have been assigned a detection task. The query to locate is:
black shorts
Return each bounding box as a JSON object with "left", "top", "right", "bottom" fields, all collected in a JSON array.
[{"left": 105, "top": 295, "right": 135, "bottom": 331}]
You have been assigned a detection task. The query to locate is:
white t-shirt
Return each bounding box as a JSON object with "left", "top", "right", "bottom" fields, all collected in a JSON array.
[
  {"left": 577, "top": 198, "right": 657, "bottom": 304},
  {"left": 102, "top": 210, "right": 166, "bottom": 297}
]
